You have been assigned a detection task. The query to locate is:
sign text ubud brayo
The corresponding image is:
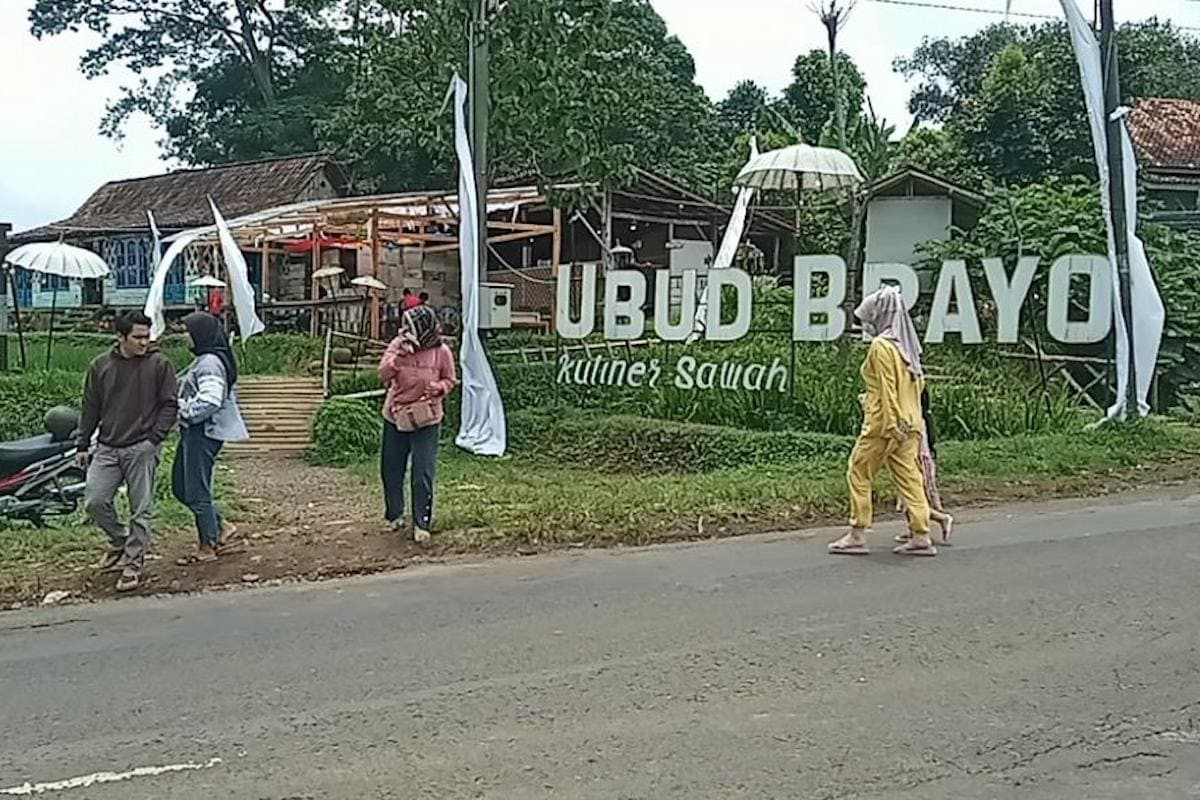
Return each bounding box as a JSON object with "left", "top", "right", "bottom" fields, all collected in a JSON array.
[{"left": 553, "top": 255, "right": 1116, "bottom": 393}]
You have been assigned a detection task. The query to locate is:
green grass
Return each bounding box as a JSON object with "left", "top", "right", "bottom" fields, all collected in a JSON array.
[{"left": 351, "top": 419, "right": 1200, "bottom": 549}]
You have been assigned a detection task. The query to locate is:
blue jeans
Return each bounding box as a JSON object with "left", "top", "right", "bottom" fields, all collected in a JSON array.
[
  {"left": 172, "top": 425, "right": 224, "bottom": 547},
  {"left": 381, "top": 423, "right": 440, "bottom": 530}
]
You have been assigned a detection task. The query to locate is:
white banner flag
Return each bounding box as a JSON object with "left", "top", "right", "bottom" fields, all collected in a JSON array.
[
  {"left": 1059, "top": 0, "right": 1165, "bottom": 418},
  {"left": 451, "top": 74, "right": 507, "bottom": 456},
  {"left": 209, "top": 199, "right": 265, "bottom": 341}
]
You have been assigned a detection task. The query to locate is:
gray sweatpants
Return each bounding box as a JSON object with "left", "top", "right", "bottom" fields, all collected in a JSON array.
[{"left": 84, "top": 441, "right": 160, "bottom": 570}]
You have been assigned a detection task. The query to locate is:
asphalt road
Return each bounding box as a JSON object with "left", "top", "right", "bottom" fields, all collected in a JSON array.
[{"left": 2, "top": 490, "right": 1199, "bottom": 799}]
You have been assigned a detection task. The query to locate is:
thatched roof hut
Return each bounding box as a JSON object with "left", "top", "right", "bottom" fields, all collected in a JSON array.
[{"left": 13, "top": 154, "right": 348, "bottom": 243}]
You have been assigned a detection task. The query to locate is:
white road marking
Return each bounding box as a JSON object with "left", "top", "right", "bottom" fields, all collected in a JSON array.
[{"left": 0, "top": 758, "right": 222, "bottom": 795}]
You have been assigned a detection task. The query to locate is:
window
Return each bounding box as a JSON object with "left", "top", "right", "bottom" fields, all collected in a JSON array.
[
  {"left": 41, "top": 274, "right": 68, "bottom": 292},
  {"left": 112, "top": 238, "right": 151, "bottom": 289}
]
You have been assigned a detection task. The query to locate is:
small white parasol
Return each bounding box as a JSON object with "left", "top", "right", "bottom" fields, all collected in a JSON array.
[
  {"left": 312, "top": 266, "right": 346, "bottom": 333},
  {"left": 4, "top": 241, "right": 111, "bottom": 279},
  {"left": 312, "top": 266, "right": 346, "bottom": 281},
  {"left": 189, "top": 275, "right": 227, "bottom": 289},
  {"left": 350, "top": 276, "right": 388, "bottom": 338},
  {"left": 350, "top": 276, "right": 387, "bottom": 292}
]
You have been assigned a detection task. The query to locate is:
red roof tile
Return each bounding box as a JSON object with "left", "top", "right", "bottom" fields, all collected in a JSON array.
[{"left": 1129, "top": 97, "right": 1200, "bottom": 172}]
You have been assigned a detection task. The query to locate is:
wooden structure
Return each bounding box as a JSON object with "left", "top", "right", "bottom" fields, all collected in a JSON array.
[
  {"left": 484, "top": 168, "right": 794, "bottom": 321},
  {"left": 174, "top": 169, "right": 794, "bottom": 340},
  {"left": 175, "top": 184, "right": 571, "bottom": 340}
]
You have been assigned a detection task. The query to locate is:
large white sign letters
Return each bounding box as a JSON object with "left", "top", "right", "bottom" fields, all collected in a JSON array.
[{"left": 555, "top": 255, "right": 1115, "bottom": 346}]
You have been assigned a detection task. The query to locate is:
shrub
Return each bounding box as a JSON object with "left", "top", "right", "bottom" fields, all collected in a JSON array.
[
  {"left": 311, "top": 397, "right": 383, "bottom": 466},
  {"left": 511, "top": 409, "right": 855, "bottom": 473},
  {"left": 0, "top": 371, "right": 85, "bottom": 440}
]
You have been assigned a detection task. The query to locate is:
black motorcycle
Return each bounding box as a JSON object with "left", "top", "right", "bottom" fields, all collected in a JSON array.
[{"left": 0, "top": 407, "right": 87, "bottom": 527}]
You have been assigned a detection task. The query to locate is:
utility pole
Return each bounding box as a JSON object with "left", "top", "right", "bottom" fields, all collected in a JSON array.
[
  {"left": 1099, "top": 0, "right": 1138, "bottom": 414},
  {"left": 468, "top": 0, "right": 493, "bottom": 292},
  {"left": 0, "top": 223, "right": 9, "bottom": 373}
]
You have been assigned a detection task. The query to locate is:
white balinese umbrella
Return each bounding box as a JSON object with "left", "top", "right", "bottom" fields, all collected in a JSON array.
[
  {"left": 734, "top": 144, "right": 864, "bottom": 192},
  {"left": 4, "top": 241, "right": 111, "bottom": 279},
  {"left": 4, "top": 242, "right": 112, "bottom": 369},
  {"left": 350, "top": 276, "right": 388, "bottom": 338},
  {"left": 312, "top": 266, "right": 345, "bottom": 281}
]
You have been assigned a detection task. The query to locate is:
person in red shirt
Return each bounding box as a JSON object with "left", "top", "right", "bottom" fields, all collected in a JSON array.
[
  {"left": 402, "top": 288, "right": 422, "bottom": 311},
  {"left": 208, "top": 288, "right": 225, "bottom": 317}
]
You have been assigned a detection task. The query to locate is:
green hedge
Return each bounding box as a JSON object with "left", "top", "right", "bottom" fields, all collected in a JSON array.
[{"left": 312, "top": 396, "right": 855, "bottom": 474}]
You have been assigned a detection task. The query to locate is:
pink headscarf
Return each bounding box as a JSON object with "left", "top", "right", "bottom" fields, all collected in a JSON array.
[{"left": 855, "top": 286, "right": 923, "bottom": 378}]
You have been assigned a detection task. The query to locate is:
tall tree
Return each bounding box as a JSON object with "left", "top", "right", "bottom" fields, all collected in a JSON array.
[
  {"left": 782, "top": 50, "right": 866, "bottom": 145},
  {"left": 812, "top": 0, "right": 856, "bottom": 149},
  {"left": 717, "top": 81, "right": 771, "bottom": 138}
]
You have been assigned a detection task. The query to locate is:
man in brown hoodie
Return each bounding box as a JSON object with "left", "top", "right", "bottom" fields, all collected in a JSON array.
[{"left": 77, "top": 310, "right": 178, "bottom": 592}]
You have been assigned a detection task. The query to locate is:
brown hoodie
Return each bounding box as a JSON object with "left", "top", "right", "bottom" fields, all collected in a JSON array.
[{"left": 76, "top": 345, "right": 179, "bottom": 450}]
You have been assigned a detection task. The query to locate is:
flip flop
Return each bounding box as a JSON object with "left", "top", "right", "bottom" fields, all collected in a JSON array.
[
  {"left": 892, "top": 541, "right": 938, "bottom": 557},
  {"left": 941, "top": 516, "right": 954, "bottom": 545},
  {"left": 115, "top": 569, "right": 141, "bottom": 592},
  {"left": 828, "top": 541, "right": 870, "bottom": 556},
  {"left": 893, "top": 533, "right": 913, "bottom": 544}
]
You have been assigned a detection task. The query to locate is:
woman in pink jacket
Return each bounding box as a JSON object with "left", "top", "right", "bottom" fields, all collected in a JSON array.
[{"left": 378, "top": 305, "right": 458, "bottom": 543}]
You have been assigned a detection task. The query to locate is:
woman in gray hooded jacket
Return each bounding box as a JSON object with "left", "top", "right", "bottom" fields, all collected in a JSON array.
[{"left": 173, "top": 312, "right": 249, "bottom": 562}]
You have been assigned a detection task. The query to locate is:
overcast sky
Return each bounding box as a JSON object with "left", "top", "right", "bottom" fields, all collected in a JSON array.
[{"left": 0, "top": 0, "right": 1194, "bottom": 232}]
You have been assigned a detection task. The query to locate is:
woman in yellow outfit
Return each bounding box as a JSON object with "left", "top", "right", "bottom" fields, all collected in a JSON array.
[{"left": 829, "top": 286, "right": 938, "bottom": 557}]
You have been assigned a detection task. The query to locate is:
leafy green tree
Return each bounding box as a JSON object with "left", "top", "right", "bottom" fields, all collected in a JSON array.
[
  {"left": 895, "top": 20, "right": 1200, "bottom": 184},
  {"left": 890, "top": 127, "right": 984, "bottom": 187},
  {"left": 321, "top": 0, "right": 720, "bottom": 194},
  {"left": 28, "top": 0, "right": 357, "bottom": 163}
]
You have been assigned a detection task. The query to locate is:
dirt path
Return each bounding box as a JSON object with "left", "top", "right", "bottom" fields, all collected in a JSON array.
[{"left": 146, "top": 457, "right": 430, "bottom": 594}]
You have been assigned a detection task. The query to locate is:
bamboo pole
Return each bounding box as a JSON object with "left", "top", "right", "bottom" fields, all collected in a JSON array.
[
  {"left": 310, "top": 229, "right": 321, "bottom": 336},
  {"left": 550, "top": 208, "right": 562, "bottom": 329}
]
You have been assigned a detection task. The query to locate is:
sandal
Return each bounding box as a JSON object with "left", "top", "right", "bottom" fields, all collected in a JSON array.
[
  {"left": 98, "top": 548, "right": 125, "bottom": 574},
  {"left": 892, "top": 541, "right": 938, "bottom": 557},
  {"left": 828, "top": 538, "right": 870, "bottom": 556},
  {"left": 217, "top": 524, "right": 245, "bottom": 554},
  {"left": 115, "top": 568, "right": 141, "bottom": 592},
  {"left": 175, "top": 548, "right": 219, "bottom": 566}
]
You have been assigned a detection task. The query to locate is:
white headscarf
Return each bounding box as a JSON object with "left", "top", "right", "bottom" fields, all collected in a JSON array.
[{"left": 855, "top": 286, "right": 923, "bottom": 378}]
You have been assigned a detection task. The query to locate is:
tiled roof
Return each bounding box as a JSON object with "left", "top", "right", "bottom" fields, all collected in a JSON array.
[{"left": 1129, "top": 98, "right": 1200, "bottom": 172}]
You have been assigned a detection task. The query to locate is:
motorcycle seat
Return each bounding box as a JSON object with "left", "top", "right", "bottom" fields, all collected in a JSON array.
[{"left": 0, "top": 435, "right": 74, "bottom": 479}]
